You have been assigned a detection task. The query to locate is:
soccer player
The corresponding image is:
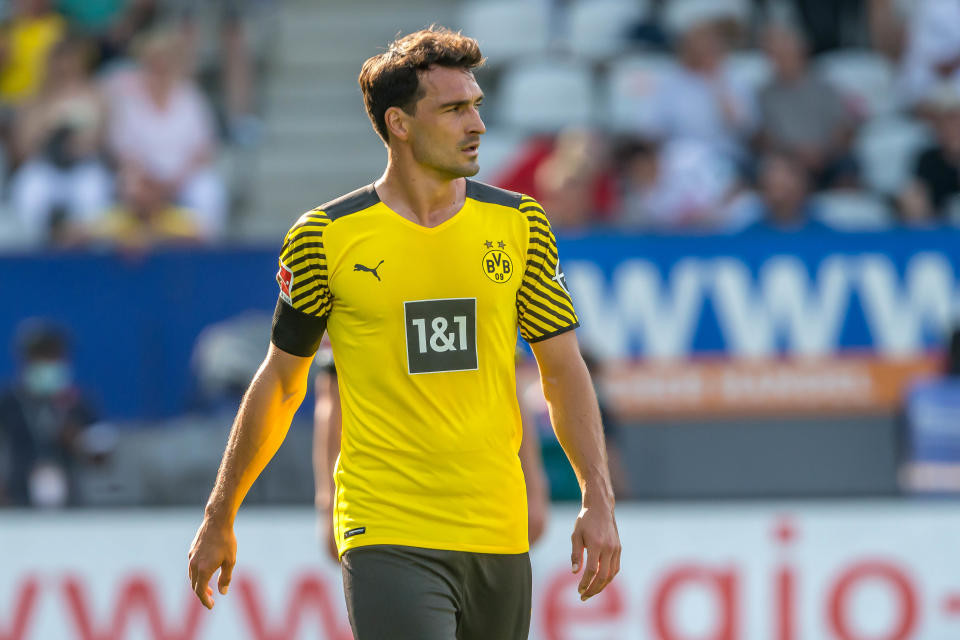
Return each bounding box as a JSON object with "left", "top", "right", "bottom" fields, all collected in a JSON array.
[{"left": 187, "top": 26, "right": 620, "bottom": 639}]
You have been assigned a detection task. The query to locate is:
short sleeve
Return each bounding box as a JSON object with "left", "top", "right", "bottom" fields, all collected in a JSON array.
[
  {"left": 270, "top": 209, "right": 332, "bottom": 357},
  {"left": 516, "top": 196, "right": 580, "bottom": 343}
]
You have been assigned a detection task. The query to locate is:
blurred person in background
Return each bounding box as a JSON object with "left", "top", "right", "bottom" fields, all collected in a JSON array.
[
  {"left": 493, "top": 128, "right": 618, "bottom": 224},
  {"left": 172, "top": 0, "right": 272, "bottom": 146},
  {"left": 312, "top": 347, "right": 552, "bottom": 562},
  {"left": 897, "top": 0, "right": 960, "bottom": 112},
  {"left": 56, "top": 0, "right": 160, "bottom": 69},
  {"left": 616, "top": 136, "right": 747, "bottom": 231},
  {"left": 79, "top": 164, "right": 201, "bottom": 249},
  {"left": 533, "top": 129, "right": 617, "bottom": 230},
  {"left": 642, "top": 18, "right": 756, "bottom": 163},
  {"left": 103, "top": 25, "right": 226, "bottom": 239},
  {"left": 744, "top": 152, "right": 827, "bottom": 231},
  {"left": 9, "top": 34, "right": 112, "bottom": 244},
  {"left": 0, "top": 0, "right": 65, "bottom": 105},
  {"left": 0, "top": 322, "right": 97, "bottom": 507},
  {"left": 757, "top": 22, "right": 858, "bottom": 189},
  {"left": 899, "top": 87, "right": 960, "bottom": 223}
]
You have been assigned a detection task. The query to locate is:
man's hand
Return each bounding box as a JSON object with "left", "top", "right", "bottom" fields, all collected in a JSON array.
[
  {"left": 570, "top": 502, "right": 620, "bottom": 601},
  {"left": 187, "top": 516, "right": 237, "bottom": 609},
  {"left": 527, "top": 484, "right": 549, "bottom": 545},
  {"left": 317, "top": 503, "right": 339, "bottom": 562}
]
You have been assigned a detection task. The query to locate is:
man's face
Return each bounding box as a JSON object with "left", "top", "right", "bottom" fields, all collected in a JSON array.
[{"left": 400, "top": 66, "right": 486, "bottom": 178}]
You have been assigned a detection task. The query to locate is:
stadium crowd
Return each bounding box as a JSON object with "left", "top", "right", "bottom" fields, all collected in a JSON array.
[
  {"left": 0, "top": 0, "right": 271, "bottom": 250},
  {"left": 480, "top": 0, "right": 960, "bottom": 232}
]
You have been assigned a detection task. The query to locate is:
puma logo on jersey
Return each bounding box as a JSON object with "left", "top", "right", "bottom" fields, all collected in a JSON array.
[{"left": 354, "top": 260, "right": 384, "bottom": 281}]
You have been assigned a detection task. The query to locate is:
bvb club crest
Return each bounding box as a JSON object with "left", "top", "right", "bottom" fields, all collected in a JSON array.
[{"left": 482, "top": 248, "right": 513, "bottom": 283}]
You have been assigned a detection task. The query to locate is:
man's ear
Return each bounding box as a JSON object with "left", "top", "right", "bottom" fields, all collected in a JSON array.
[{"left": 384, "top": 106, "right": 410, "bottom": 142}]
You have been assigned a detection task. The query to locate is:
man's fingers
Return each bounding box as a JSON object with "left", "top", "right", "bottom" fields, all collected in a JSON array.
[
  {"left": 192, "top": 565, "right": 215, "bottom": 609},
  {"left": 582, "top": 548, "right": 613, "bottom": 600},
  {"left": 577, "top": 546, "right": 598, "bottom": 596},
  {"left": 570, "top": 532, "right": 585, "bottom": 574},
  {"left": 217, "top": 559, "right": 234, "bottom": 595}
]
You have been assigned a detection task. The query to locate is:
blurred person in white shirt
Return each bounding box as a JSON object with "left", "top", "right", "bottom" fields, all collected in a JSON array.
[
  {"left": 103, "top": 25, "right": 226, "bottom": 239},
  {"left": 898, "top": 0, "right": 960, "bottom": 111}
]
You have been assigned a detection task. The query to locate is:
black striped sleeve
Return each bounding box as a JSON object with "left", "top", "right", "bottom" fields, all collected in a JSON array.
[
  {"left": 516, "top": 197, "right": 580, "bottom": 343},
  {"left": 271, "top": 209, "right": 333, "bottom": 356}
]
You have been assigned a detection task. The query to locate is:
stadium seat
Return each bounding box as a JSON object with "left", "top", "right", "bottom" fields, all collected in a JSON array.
[
  {"left": 815, "top": 49, "right": 897, "bottom": 118},
  {"left": 726, "top": 49, "right": 773, "bottom": 97},
  {"left": 459, "top": 1, "right": 551, "bottom": 65},
  {"left": 498, "top": 58, "right": 595, "bottom": 132},
  {"left": 813, "top": 191, "right": 894, "bottom": 230},
  {"left": 855, "top": 115, "right": 933, "bottom": 195},
  {"left": 605, "top": 53, "right": 678, "bottom": 134},
  {"left": 662, "top": 0, "right": 750, "bottom": 35},
  {"left": 567, "top": 0, "right": 650, "bottom": 61}
]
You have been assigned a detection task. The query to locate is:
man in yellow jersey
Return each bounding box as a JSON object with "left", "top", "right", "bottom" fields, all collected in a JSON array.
[{"left": 187, "top": 26, "right": 620, "bottom": 639}]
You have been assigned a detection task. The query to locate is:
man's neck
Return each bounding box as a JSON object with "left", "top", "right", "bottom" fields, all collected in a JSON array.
[{"left": 375, "top": 155, "right": 465, "bottom": 228}]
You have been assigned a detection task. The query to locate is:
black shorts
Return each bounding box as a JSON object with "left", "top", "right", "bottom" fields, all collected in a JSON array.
[{"left": 341, "top": 545, "right": 532, "bottom": 640}]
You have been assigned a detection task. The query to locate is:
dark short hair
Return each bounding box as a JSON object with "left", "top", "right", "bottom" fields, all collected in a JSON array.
[{"left": 359, "top": 26, "right": 485, "bottom": 142}]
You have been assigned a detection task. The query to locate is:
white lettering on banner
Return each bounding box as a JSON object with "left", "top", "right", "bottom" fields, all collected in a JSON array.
[
  {"left": 4, "top": 506, "right": 960, "bottom": 639},
  {"left": 568, "top": 253, "right": 959, "bottom": 358},
  {"left": 856, "top": 253, "right": 955, "bottom": 355}
]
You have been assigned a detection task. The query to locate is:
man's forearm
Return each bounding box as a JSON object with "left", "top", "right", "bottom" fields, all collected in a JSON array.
[
  {"left": 206, "top": 357, "right": 309, "bottom": 524},
  {"left": 540, "top": 357, "right": 614, "bottom": 507}
]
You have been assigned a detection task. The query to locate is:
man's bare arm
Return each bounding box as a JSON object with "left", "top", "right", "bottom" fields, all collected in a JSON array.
[
  {"left": 530, "top": 331, "right": 620, "bottom": 600},
  {"left": 188, "top": 343, "right": 314, "bottom": 609}
]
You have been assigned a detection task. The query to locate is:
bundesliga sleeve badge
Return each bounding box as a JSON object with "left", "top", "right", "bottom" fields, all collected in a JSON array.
[{"left": 277, "top": 261, "right": 294, "bottom": 304}]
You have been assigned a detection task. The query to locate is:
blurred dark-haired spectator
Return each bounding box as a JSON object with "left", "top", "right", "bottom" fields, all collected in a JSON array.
[
  {"left": 0, "top": 322, "right": 97, "bottom": 507},
  {"left": 897, "top": 0, "right": 960, "bottom": 111},
  {"left": 617, "top": 136, "right": 746, "bottom": 231},
  {"left": 0, "top": 0, "right": 65, "bottom": 105},
  {"left": 103, "top": 26, "right": 226, "bottom": 239},
  {"left": 758, "top": 23, "right": 858, "bottom": 188},
  {"left": 641, "top": 18, "right": 756, "bottom": 162},
  {"left": 899, "top": 88, "right": 960, "bottom": 223},
  {"left": 745, "top": 153, "right": 827, "bottom": 231},
  {"left": 9, "top": 35, "right": 112, "bottom": 244},
  {"left": 81, "top": 165, "right": 201, "bottom": 249},
  {"left": 56, "top": 0, "right": 159, "bottom": 69}
]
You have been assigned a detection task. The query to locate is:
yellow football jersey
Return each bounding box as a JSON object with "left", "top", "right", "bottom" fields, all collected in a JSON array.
[{"left": 271, "top": 180, "right": 579, "bottom": 556}]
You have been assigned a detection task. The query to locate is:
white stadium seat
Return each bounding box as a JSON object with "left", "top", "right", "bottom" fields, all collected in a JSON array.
[
  {"left": 663, "top": 0, "right": 750, "bottom": 35},
  {"left": 459, "top": 1, "right": 550, "bottom": 65},
  {"left": 605, "top": 53, "right": 678, "bottom": 134},
  {"left": 816, "top": 49, "right": 897, "bottom": 117},
  {"left": 567, "top": 0, "right": 649, "bottom": 61},
  {"left": 498, "top": 58, "right": 595, "bottom": 132},
  {"left": 855, "top": 115, "right": 933, "bottom": 195},
  {"left": 813, "top": 191, "right": 894, "bottom": 230}
]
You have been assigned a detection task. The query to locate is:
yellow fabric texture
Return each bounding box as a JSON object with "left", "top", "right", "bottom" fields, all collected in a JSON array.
[
  {"left": 0, "top": 14, "right": 66, "bottom": 102},
  {"left": 277, "top": 181, "right": 579, "bottom": 557}
]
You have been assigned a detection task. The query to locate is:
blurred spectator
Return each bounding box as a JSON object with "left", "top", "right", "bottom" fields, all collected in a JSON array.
[
  {"left": 0, "top": 0, "right": 65, "bottom": 104},
  {"left": 173, "top": 0, "right": 273, "bottom": 145},
  {"left": 899, "top": 88, "right": 960, "bottom": 223},
  {"left": 0, "top": 322, "right": 97, "bottom": 507},
  {"left": 779, "top": 0, "right": 866, "bottom": 54},
  {"left": 898, "top": 0, "right": 960, "bottom": 110},
  {"left": 533, "top": 129, "right": 617, "bottom": 230},
  {"left": 103, "top": 26, "right": 227, "bottom": 239},
  {"left": 81, "top": 165, "right": 202, "bottom": 249},
  {"left": 745, "top": 153, "right": 827, "bottom": 231},
  {"left": 56, "top": 0, "right": 160, "bottom": 69},
  {"left": 9, "top": 35, "right": 112, "bottom": 244},
  {"left": 493, "top": 130, "right": 618, "bottom": 223},
  {"left": 642, "top": 19, "right": 756, "bottom": 161},
  {"left": 617, "top": 137, "right": 745, "bottom": 231},
  {"left": 758, "top": 23, "right": 858, "bottom": 188}
]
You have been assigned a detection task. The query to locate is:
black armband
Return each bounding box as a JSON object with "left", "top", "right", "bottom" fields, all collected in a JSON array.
[{"left": 270, "top": 297, "right": 328, "bottom": 357}]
